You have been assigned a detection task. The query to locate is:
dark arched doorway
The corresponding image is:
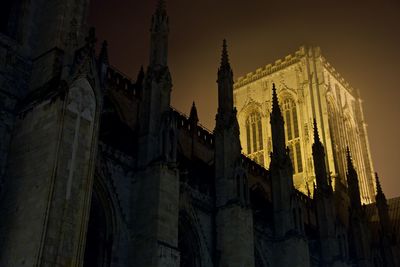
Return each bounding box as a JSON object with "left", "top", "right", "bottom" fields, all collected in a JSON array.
[
  {"left": 179, "top": 212, "right": 202, "bottom": 267},
  {"left": 83, "top": 189, "right": 113, "bottom": 267}
]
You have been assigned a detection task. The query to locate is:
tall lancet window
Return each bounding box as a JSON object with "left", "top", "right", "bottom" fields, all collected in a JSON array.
[
  {"left": 245, "top": 112, "right": 264, "bottom": 166},
  {"left": 282, "top": 98, "right": 303, "bottom": 173}
]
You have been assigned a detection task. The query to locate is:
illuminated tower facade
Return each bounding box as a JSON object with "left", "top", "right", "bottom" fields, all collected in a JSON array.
[{"left": 233, "top": 46, "right": 375, "bottom": 203}]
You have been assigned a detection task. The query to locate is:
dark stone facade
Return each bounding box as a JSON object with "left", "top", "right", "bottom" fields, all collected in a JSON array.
[{"left": 0, "top": 0, "right": 399, "bottom": 266}]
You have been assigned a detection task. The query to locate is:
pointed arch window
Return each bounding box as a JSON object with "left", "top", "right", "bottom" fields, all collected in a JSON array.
[
  {"left": 282, "top": 98, "right": 303, "bottom": 173},
  {"left": 245, "top": 112, "right": 264, "bottom": 166}
]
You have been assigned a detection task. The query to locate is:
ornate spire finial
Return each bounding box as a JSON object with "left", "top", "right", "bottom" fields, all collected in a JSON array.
[
  {"left": 216, "top": 39, "right": 235, "bottom": 127},
  {"left": 313, "top": 118, "right": 320, "bottom": 144},
  {"left": 135, "top": 65, "right": 145, "bottom": 86},
  {"left": 217, "top": 39, "right": 233, "bottom": 81},
  {"left": 221, "top": 39, "right": 230, "bottom": 67},
  {"left": 271, "top": 83, "right": 281, "bottom": 115},
  {"left": 189, "top": 101, "right": 199, "bottom": 124},
  {"left": 346, "top": 146, "right": 362, "bottom": 209},
  {"left": 346, "top": 146, "right": 353, "bottom": 169},
  {"left": 156, "top": 0, "right": 166, "bottom": 14},
  {"left": 375, "top": 172, "right": 384, "bottom": 196},
  {"left": 149, "top": 0, "right": 169, "bottom": 66}
]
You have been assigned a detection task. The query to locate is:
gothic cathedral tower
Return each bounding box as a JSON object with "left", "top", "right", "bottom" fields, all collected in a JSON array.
[{"left": 233, "top": 46, "right": 376, "bottom": 204}]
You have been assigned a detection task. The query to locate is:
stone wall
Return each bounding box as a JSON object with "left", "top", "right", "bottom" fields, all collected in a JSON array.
[
  {"left": 0, "top": 33, "right": 31, "bottom": 195},
  {"left": 0, "top": 96, "right": 64, "bottom": 266}
]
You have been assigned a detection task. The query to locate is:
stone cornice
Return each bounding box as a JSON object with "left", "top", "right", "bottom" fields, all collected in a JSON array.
[
  {"left": 234, "top": 47, "right": 305, "bottom": 89},
  {"left": 234, "top": 46, "right": 359, "bottom": 100},
  {"left": 320, "top": 57, "right": 357, "bottom": 98}
]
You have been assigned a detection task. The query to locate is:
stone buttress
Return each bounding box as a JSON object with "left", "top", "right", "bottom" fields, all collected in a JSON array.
[
  {"left": 131, "top": 1, "right": 180, "bottom": 266},
  {"left": 269, "top": 84, "right": 310, "bottom": 267},
  {"left": 214, "top": 40, "right": 255, "bottom": 267}
]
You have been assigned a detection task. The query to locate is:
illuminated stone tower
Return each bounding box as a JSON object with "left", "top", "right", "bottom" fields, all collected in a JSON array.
[{"left": 233, "top": 46, "right": 376, "bottom": 203}]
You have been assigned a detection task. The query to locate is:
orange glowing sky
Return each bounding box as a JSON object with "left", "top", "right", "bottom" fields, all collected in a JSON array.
[{"left": 89, "top": 0, "right": 400, "bottom": 198}]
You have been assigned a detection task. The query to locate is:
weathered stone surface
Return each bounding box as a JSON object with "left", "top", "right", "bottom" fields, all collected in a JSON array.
[{"left": 0, "top": 1, "right": 398, "bottom": 267}]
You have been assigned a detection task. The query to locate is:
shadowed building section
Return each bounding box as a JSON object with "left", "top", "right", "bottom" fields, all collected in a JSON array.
[{"left": 0, "top": 0, "right": 399, "bottom": 267}]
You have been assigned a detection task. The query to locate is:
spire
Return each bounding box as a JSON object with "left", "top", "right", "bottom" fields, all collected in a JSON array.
[
  {"left": 220, "top": 39, "right": 230, "bottom": 69},
  {"left": 346, "top": 146, "right": 355, "bottom": 174},
  {"left": 346, "top": 146, "right": 353, "bottom": 171},
  {"left": 346, "top": 147, "right": 362, "bottom": 209},
  {"left": 150, "top": 0, "right": 169, "bottom": 67},
  {"left": 135, "top": 65, "right": 145, "bottom": 87},
  {"left": 156, "top": 0, "right": 166, "bottom": 15},
  {"left": 270, "top": 84, "right": 286, "bottom": 159},
  {"left": 375, "top": 172, "right": 392, "bottom": 245},
  {"left": 271, "top": 83, "right": 282, "bottom": 118},
  {"left": 375, "top": 172, "right": 388, "bottom": 209},
  {"left": 99, "top": 40, "right": 109, "bottom": 64},
  {"left": 216, "top": 39, "right": 234, "bottom": 122},
  {"left": 189, "top": 101, "right": 199, "bottom": 125},
  {"left": 313, "top": 118, "right": 320, "bottom": 144},
  {"left": 218, "top": 39, "right": 233, "bottom": 81},
  {"left": 312, "top": 119, "right": 330, "bottom": 192},
  {"left": 375, "top": 172, "right": 384, "bottom": 197}
]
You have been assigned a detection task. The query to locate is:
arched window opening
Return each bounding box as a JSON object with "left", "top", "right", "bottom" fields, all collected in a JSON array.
[
  {"left": 282, "top": 98, "right": 303, "bottom": 173},
  {"left": 84, "top": 190, "right": 113, "bottom": 267},
  {"left": 245, "top": 112, "right": 264, "bottom": 166},
  {"left": 179, "top": 214, "right": 202, "bottom": 267},
  {"left": 327, "top": 101, "right": 347, "bottom": 183}
]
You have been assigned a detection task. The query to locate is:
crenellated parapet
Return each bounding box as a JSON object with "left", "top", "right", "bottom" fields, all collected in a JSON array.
[
  {"left": 234, "top": 49, "right": 305, "bottom": 89},
  {"left": 106, "top": 67, "right": 141, "bottom": 98},
  {"left": 172, "top": 105, "right": 270, "bottom": 180},
  {"left": 172, "top": 107, "right": 215, "bottom": 148},
  {"left": 321, "top": 57, "right": 357, "bottom": 97},
  {"left": 240, "top": 155, "right": 269, "bottom": 178}
]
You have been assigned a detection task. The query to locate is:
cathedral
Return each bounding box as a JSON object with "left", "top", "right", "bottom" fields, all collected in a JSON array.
[
  {"left": 233, "top": 46, "right": 375, "bottom": 203},
  {"left": 0, "top": 0, "right": 399, "bottom": 267}
]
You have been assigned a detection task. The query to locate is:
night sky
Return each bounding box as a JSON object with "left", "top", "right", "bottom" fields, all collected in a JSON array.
[{"left": 89, "top": 0, "right": 400, "bottom": 198}]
